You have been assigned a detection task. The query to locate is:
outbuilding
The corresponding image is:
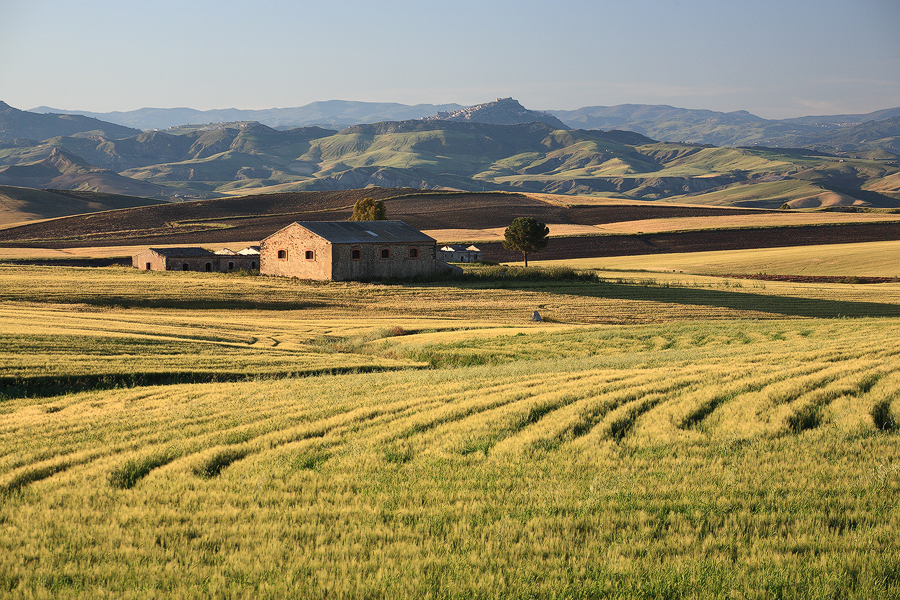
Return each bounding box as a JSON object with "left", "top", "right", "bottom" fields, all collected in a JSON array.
[
  {"left": 438, "top": 244, "right": 482, "bottom": 263},
  {"left": 132, "top": 247, "right": 259, "bottom": 272},
  {"left": 260, "top": 221, "right": 451, "bottom": 281}
]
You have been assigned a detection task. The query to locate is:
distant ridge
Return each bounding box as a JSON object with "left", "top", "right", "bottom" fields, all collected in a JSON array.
[
  {"left": 426, "top": 98, "right": 570, "bottom": 130},
  {"left": 28, "top": 101, "right": 467, "bottom": 131},
  {"left": 1, "top": 101, "right": 140, "bottom": 143},
  {"left": 26, "top": 100, "right": 900, "bottom": 154}
]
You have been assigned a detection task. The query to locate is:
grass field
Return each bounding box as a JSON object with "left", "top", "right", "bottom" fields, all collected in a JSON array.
[
  {"left": 539, "top": 239, "right": 900, "bottom": 279},
  {"left": 1, "top": 264, "right": 899, "bottom": 598}
]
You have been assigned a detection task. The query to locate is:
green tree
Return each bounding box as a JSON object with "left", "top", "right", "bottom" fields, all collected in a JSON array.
[
  {"left": 502, "top": 216, "right": 549, "bottom": 267},
  {"left": 350, "top": 197, "right": 386, "bottom": 221}
]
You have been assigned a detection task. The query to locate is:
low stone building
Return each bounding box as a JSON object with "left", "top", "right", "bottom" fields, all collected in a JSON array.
[
  {"left": 261, "top": 221, "right": 452, "bottom": 281},
  {"left": 132, "top": 247, "right": 259, "bottom": 272},
  {"left": 438, "top": 244, "right": 482, "bottom": 263}
]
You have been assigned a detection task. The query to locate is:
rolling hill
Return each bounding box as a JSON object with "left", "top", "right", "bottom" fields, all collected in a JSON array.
[
  {"left": 0, "top": 188, "right": 767, "bottom": 248},
  {"left": 0, "top": 148, "right": 173, "bottom": 199},
  {"left": 0, "top": 185, "right": 168, "bottom": 227},
  {"left": 3, "top": 100, "right": 899, "bottom": 210},
  {"left": 548, "top": 105, "right": 900, "bottom": 155},
  {"left": 28, "top": 99, "right": 900, "bottom": 157},
  {"left": 4, "top": 187, "right": 900, "bottom": 268}
]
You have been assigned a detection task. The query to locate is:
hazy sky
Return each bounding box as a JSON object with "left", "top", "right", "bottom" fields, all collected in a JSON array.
[{"left": 2, "top": 0, "right": 898, "bottom": 118}]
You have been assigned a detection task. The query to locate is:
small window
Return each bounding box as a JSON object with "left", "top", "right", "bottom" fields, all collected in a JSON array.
[
  {"left": 205, "top": 262, "right": 212, "bottom": 272},
  {"left": 182, "top": 263, "right": 190, "bottom": 271},
  {"left": 277, "top": 249, "right": 288, "bottom": 260},
  {"left": 408, "top": 247, "right": 419, "bottom": 259},
  {"left": 145, "top": 262, "right": 151, "bottom": 270},
  {"left": 305, "top": 250, "right": 315, "bottom": 260},
  {"left": 228, "top": 261, "right": 235, "bottom": 271},
  {"left": 380, "top": 248, "right": 391, "bottom": 259},
  {"left": 250, "top": 261, "right": 257, "bottom": 270},
  {"left": 351, "top": 248, "right": 361, "bottom": 260}
]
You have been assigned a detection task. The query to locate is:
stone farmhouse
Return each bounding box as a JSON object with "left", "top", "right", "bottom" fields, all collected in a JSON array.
[
  {"left": 132, "top": 247, "right": 260, "bottom": 272},
  {"left": 438, "top": 244, "right": 482, "bottom": 263},
  {"left": 261, "top": 221, "right": 455, "bottom": 281}
]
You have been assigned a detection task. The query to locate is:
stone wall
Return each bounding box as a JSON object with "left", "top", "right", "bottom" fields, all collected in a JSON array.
[
  {"left": 260, "top": 225, "right": 333, "bottom": 279},
  {"left": 331, "top": 243, "right": 436, "bottom": 281},
  {"left": 132, "top": 250, "right": 258, "bottom": 272},
  {"left": 132, "top": 249, "right": 167, "bottom": 271},
  {"left": 260, "top": 223, "right": 437, "bottom": 281}
]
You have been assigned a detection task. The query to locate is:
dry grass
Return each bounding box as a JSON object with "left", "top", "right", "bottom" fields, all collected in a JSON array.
[
  {"left": 2, "top": 264, "right": 900, "bottom": 598},
  {"left": 2, "top": 315, "right": 899, "bottom": 598},
  {"left": 539, "top": 239, "right": 900, "bottom": 279}
]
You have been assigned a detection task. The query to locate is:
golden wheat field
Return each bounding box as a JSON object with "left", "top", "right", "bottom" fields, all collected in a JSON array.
[{"left": 1, "top": 264, "right": 899, "bottom": 599}]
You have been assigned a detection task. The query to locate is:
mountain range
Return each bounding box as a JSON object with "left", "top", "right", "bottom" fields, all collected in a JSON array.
[
  {"left": 26, "top": 98, "right": 900, "bottom": 156},
  {"left": 1, "top": 98, "right": 899, "bottom": 215}
]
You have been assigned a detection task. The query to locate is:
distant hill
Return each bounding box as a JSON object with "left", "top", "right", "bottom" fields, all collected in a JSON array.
[
  {"left": 0, "top": 101, "right": 140, "bottom": 143},
  {"left": 425, "top": 98, "right": 570, "bottom": 130},
  {"left": 0, "top": 185, "right": 166, "bottom": 227},
  {"left": 0, "top": 148, "right": 172, "bottom": 199},
  {"left": 548, "top": 104, "right": 900, "bottom": 155},
  {"left": 3, "top": 101, "right": 899, "bottom": 209},
  {"left": 27, "top": 99, "right": 900, "bottom": 158}
]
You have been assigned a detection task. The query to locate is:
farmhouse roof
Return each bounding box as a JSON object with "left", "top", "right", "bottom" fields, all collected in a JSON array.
[
  {"left": 270, "top": 221, "right": 435, "bottom": 245},
  {"left": 149, "top": 247, "right": 216, "bottom": 258}
]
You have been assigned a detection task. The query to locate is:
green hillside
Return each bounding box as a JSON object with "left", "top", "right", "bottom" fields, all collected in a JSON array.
[{"left": 1, "top": 116, "right": 898, "bottom": 208}]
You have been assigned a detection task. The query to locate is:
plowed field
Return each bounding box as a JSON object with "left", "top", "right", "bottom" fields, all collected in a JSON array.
[{"left": 0, "top": 189, "right": 768, "bottom": 248}]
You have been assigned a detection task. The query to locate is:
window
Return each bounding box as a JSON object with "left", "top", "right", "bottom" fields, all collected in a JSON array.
[
  {"left": 145, "top": 262, "right": 151, "bottom": 270},
  {"left": 305, "top": 250, "right": 315, "bottom": 260},
  {"left": 182, "top": 264, "right": 190, "bottom": 271},
  {"left": 351, "top": 248, "right": 361, "bottom": 260},
  {"left": 380, "top": 248, "right": 391, "bottom": 259},
  {"left": 250, "top": 261, "right": 257, "bottom": 270},
  {"left": 228, "top": 261, "right": 235, "bottom": 271},
  {"left": 277, "top": 249, "right": 288, "bottom": 260},
  {"left": 205, "top": 262, "right": 212, "bottom": 272},
  {"left": 408, "top": 247, "right": 419, "bottom": 259}
]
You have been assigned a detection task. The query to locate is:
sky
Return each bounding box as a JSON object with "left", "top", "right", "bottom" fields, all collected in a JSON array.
[{"left": 1, "top": 0, "right": 898, "bottom": 119}]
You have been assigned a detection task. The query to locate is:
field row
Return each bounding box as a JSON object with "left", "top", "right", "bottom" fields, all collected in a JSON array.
[
  {"left": 1, "top": 319, "right": 899, "bottom": 597},
  {"left": 2, "top": 264, "right": 900, "bottom": 597}
]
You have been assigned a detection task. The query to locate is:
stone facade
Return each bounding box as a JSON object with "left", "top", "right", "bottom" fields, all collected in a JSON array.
[
  {"left": 132, "top": 247, "right": 259, "bottom": 272},
  {"left": 260, "top": 221, "right": 442, "bottom": 281}
]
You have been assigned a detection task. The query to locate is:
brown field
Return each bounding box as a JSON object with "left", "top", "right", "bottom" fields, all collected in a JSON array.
[
  {"left": 0, "top": 189, "right": 770, "bottom": 249},
  {"left": 3, "top": 188, "right": 900, "bottom": 266}
]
